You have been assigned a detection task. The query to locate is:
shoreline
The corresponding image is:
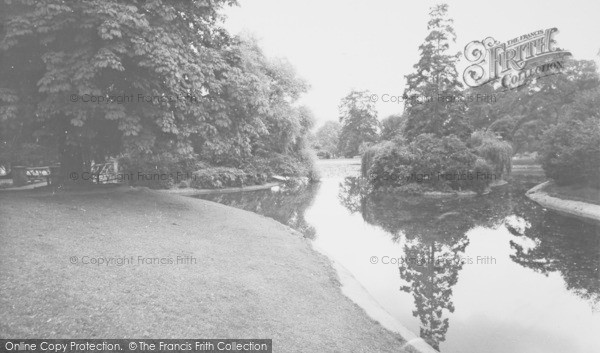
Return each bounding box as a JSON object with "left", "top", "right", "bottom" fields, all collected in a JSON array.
[
  {"left": 159, "top": 182, "right": 281, "bottom": 196},
  {"left": 0, "top": 187, "right": 423, "bottom": 352},
  {"left": 526, "top": 181, "right": 600, "bottom": 225},
  {"left": 170, "top": 185, "right": 437, "bottom": 353}
]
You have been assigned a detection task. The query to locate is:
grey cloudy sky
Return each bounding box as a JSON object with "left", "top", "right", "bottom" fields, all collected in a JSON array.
[{"left": 223, "top": 0, "right": 600, "bottom": 127}]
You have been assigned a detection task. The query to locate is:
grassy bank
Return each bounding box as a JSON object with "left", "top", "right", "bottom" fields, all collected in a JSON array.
[
  {"left": 543, "top": 183, "right": 600, "bottom": 206},
  {"left": 0, "top": 187, "right": 415, "bottom": 352}
]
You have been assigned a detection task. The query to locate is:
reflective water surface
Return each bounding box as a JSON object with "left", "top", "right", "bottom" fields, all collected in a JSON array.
[{"left": 195, "top": 159, "right": 600, "bottom": 353}]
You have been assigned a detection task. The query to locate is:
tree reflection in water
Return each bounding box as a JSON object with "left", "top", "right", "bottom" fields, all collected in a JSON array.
[
  {"left": 195, "top": 183, "right": 321, "bottom": 239},
  {"left": 338, "top": 176, "right": 600, "bottom": 349},
  {"left": 506, "top": 205, "right": 600, "bottom": 311},
  {"left": 193, "top": 175, "right": 598, "bottom": 351}
]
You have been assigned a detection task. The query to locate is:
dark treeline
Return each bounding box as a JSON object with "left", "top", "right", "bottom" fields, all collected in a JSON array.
[{"left": 0, "top": 0, "right": 317, "bottom": 187}]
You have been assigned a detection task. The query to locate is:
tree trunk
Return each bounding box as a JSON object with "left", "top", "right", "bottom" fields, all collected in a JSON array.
[{"left": 56, "top": 117, "right": 89, "bottom": 185}]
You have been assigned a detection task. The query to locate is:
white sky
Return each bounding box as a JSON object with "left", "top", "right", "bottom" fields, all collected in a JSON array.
[{"left": 222, "top": 0, "right": 600, "bottom": 127}]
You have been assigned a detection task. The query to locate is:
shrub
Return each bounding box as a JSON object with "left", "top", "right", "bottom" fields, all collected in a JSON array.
[
  {"left": 119, "top": 153, "right": 194, "bottom": 189},
  {"left": 471, "top": 158, "right": 495, "bottom": 194},
  {"left": 409, "top": 134, "right": 483, "bottom": 191},
  {"left": 470, "top": 131, "right": 512, "bottom": 177},
  {"left": 190, "top": 167, "right": 267, "bottom": 189},
  {"left": 367, "top": 142, "right": 414, "bottom": 188},
  {"left": 0, "top": 142, "right": 59, "bottom": 168},
  {"left": 246, "top": 148, "right": 318, "bottom": 180},
  {"left": 540, "top": 117, "right": 600, "bottom": 188},
  {"left": 366, "top": 134, "right": 492, "bottom": 193},
  {"left": 428, "top": 135, "right": 479, "bottom": 190},
  {"left": 392, "top": 182, "right": 437, "bottom": 195},
  {"left": 361, "top": 141, "right": 395, "bottom": 177}
]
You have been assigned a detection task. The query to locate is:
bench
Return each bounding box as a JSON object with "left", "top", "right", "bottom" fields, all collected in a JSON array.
[
  {"left": 12, "top": 162, "right": 120, "bottom": 186},
  {"left": 11, "top": 166, "right": 60, "bottom": 186}
]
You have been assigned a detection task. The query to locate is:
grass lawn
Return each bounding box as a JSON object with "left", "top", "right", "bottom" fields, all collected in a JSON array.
[
  {"left": 544, "top": 183, "right": 600, "bottom": 206},
  {"left": 0, "top": 187, "right": 416, "bottom": 353}
]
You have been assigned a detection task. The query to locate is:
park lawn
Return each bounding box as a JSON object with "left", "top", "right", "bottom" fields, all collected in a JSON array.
[
  {"left": 0, "top": 187, "right": 415, "bottom": 353},
  {"left": 544, "top": 183, "right": 600, "bottom": 206}
]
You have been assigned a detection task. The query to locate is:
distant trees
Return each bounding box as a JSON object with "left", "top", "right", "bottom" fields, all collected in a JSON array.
[
  {"left": 380, "top": 114, "right": 405, "bottom": 142},
  {"left": 338, "top": 90, "right": 380, "bottom": 157},
  {"left": 464, "top": 59, "right": 600, "bottom": 154},
  {"left": 461, "top": 57, "right": 600, "bottom": 189},
  {"left": 313, "top": 121, "right": 341, "bottom": 158}
]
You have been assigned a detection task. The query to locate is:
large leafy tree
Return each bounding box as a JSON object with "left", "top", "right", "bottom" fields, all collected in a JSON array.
[
  {"left": 402, "top": 4, "right": 471, "bottom": 141},
  {"left": 380, "top": 113, "right": 405, "bottom": 141},
  {"left": 338, "top": 90, "right": 380, "bottom": 157},
  {"left": 0, "top": 0, "right": 236, "bottom": 179},
  {"left": 195, "top": 35, "right": 311, "bottom": 166},
  {"left": 314, "top": 120, "right": 341, "bottom": 157},
  {"left": 465, "top": 59, "right": 600, "bottom": 153}
]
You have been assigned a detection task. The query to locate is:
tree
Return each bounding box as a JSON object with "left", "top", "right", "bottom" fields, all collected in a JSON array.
[
  {"left": 195, "top": 35, "right": 311, "bottom": 167},
  {"left": 464, "top": 59, "right": 600, "bottom": 153},
  {"left": 470, "top": 130, "right": 512, "bottom": 179},
  {"left": 314, "top": 121, "right": 341, "bottom": 157},
  {"left": 338, "top": 90, "right": 380, "bottom": 157},
  {"left": 402, "top": 4, "right": 472, "bottom": 141},
  {"left": 0, "top": 1, "right": 317, "bottom": 184},
  {"left": 0, "top": 0, "right": 238, "bottom": 181},
  {"left": 380, "top": 113, "right": 405, "bottom": 141},
  {"left": 539, "top": 115, "right": 600, "bottom": 188}
]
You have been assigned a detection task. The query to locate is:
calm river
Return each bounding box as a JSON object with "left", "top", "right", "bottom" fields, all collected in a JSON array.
[{"left": 195, "top": 159, "right": 600, "bottom": 353}]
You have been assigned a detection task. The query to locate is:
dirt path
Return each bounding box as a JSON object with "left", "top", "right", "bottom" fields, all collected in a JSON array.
[{"left": 0, "top": 187, "right": 415, "bottom": 352}]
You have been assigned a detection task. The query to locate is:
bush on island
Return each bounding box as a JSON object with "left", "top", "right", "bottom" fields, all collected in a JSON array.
[
  {"left": 470, "top": 130, "right": 512, "bottom": 178},
  {"left": 367, "top": 142, "right": 414, "bottom": 188},
  {"left": 361, "top": 141, "right": 396, "bottom": 178},
  {"left": 364, "top": 134, "right": 494, "bottom": 193}
]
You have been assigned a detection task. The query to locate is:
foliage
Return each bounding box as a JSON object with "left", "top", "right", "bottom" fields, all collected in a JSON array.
[
  {"left": 470, "top": 158, "right": 495, "bottom": 193},
  {"left": 313, "top": 120, "right": 341, "bottom": 157},
  {"left": 465, "top": 59, "right": 600, "bottom": 153},
  {"left": 190, "top": 167, "right": 267, "bottom": 189},
  {"left": 196, "top": 36, "right": 313, "bottom": 166},
  {"left": 1, "top": 0, "right": 238, "bottom": 177},
  {"left": 470, "top": 130, "right": 512, "bottom": 177},
  {"left": 380, "top": 114, "right": 405, "bottom": 141},
  {"left": 366, "top": 142, "right": 413, "bottom": 187},
  {"left": 402, "top": 4, "right": 472, "bottom": 141},
  {"left": 242, "top": 146, "right": 318, "bottom": 180},
  {"left": 409, "top": 134, "right": 482, "bottom": 191},
  {"left": 365, "top": 134, "right": 492, "bottom": 193},
  {"left": 0, "top": 142, "right": 58, "bottom": 168},
  {"left": 0, "top": 1, "right": 317, "bottom": 185},
  {"left": 338, "top": 90, "right": 380, "bottom": 157},
  {"left": 119, "top": 152, "right": 200, "bottom": 189},
  {"left": 540, "top": 116, "right": 600, "bottom": 188}
]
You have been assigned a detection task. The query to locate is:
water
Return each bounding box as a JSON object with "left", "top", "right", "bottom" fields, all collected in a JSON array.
[{"left": 194, "top": 159, "right": 600, "bottom": 353}]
